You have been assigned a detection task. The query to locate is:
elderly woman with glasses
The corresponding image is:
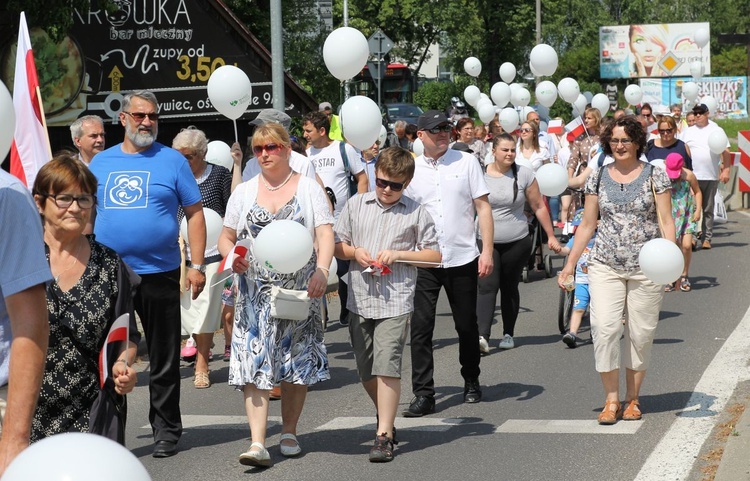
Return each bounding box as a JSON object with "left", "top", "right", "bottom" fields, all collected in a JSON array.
[
  {"left": 453, "top": 117, "right": 486, "bottom": 164},
  {"left": 218, "top": 123, "right": 334, "bottom": 468},
  {"left": 558, "top": 115, "right": 675, "bottom": 426},
  {"left": 30, "top": 155, "right": 140, "bottom": 444},
  {"left": 645, "top": 115, "right": 692, "bottom": 170}
]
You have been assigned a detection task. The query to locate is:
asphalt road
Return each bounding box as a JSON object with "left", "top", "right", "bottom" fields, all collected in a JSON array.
[{"left": 123, "top": 211, "right": 750, "bottom": 481}]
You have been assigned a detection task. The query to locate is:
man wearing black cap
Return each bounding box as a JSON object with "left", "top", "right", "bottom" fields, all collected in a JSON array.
[
  {"left": 680, "top": 103, "right": 731, "bottom": 250},
  {"left": 402, "top": 110, "right": 494, "bottom": 416}
]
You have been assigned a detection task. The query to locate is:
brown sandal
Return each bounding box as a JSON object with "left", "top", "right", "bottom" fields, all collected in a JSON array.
[
  {"left": 622, "top": 399, "right": 642, "bottom": 420},
  {"left": 597, "top": 400, "right": 622, "bottom": 425},
  {"left": 194, "top": 371, "right": 210, "bottom": 389}
]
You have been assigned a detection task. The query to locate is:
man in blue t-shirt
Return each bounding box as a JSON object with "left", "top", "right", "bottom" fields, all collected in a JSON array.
[{"left": 89, "top": 90, "right": 206, "bottom": 458}]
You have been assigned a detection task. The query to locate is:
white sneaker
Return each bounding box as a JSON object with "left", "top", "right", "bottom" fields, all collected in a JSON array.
[
  {"left": 479, "top": 336, "right": 490, "bottom": 354},
  {"left": 498, "top": 334, "right": 515, "bottom": 350}
]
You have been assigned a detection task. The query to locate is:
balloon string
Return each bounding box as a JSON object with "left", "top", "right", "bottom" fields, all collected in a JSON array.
[{"left": 233, "top": 119, "right": 239, "bottom": 145}]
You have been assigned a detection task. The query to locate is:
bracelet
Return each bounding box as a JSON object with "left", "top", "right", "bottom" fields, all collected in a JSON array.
[{"left": 316, "top": 266, "right": 330, "bottom": 275}]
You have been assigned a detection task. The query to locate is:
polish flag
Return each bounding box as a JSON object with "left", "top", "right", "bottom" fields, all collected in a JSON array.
[
  {"left": 212, "top": 238, "right": 253, "bottom": 288},
  {"left": 547, "top": 119, "right": 564, "bottom": 135},
  {"left": 10, "top": 12, "right": 51, "bottom": 188},
  {"left": 565, "top": 117, "right": 586, "bottom": 139},
  {"left": 98, "top": 314, "right": 130, "bottom": 388}
]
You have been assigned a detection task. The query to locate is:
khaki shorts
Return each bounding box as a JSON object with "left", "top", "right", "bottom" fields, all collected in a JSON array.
[{"left": 349, "top": 313, "right": 410, "bottom": 382}]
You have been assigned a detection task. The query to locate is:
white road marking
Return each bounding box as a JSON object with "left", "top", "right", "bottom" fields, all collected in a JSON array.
[
  {"left": 496, "top": 419, "right": 643, "bottom": 434},
  {"left": 316, "top": 416, "right": 470, "bottom": 432},
  {"left": 140, "top": 415, "right": 281, "bottom": 430},
  {"left": 634, "top": 303, "right": 750, "bottom": 480}
]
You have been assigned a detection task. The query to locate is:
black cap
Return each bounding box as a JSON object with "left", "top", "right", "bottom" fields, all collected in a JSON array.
[
  {"left": 452, "top": 142, "right": 474, "bottom": 154},
  {"left": 692, "top": 103, "right": 709, "bottom": 115},
  {"left": 417, "top": 110, "right": 450, "bottom": 131}
]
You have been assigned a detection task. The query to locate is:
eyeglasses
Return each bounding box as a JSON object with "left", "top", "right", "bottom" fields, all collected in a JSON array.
[
  {"left": 45, "top": 193, "right": 95, "bottom": 209},
  {"left": 425, "top": 125, "right": 452, "bottom": 134},
  {"left": 252, "top": 143, "right": 283, "bottom": 156},
  {"left": 658, "top": 129, "right": 673, "bottom": 134},
  {"left": 519, "top": 128, "right": 533, "bottom": 133},
  {"left": 609, "top": 138, "right": 633, "bottom": 146},
  {"left": 375, "top": 178, "right": 405, "bottom": 192},
  {"left": 123, "top": 111, "right": 160, "bottom": 122},
  {"left": 694, "top": 112, "right": 705, "bottom": 117}
]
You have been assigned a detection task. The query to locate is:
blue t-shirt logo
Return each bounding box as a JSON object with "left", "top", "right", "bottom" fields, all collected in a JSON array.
[{"left": 104, "top": 171, "right": 150, "bottom": 208}]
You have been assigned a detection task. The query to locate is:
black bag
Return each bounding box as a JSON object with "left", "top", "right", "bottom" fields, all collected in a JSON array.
[{"left": 88, "top": 378, "right": 127, "bottom": 444}]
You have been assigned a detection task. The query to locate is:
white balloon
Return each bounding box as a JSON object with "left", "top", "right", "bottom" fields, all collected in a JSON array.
[
  {"left": 378, "top": 125, "right": 388, "bottom": 147},
  {"left": 340, "top": 96, "right": 382, "bottom": 150},
  {"left": 499, "top": 62, "right": 516, "bottom": 83},
  {"left": 180, "top": 208, "right": 223, "bottom": 248},
  {"left": 557, "top": 77, "right": 580, "bottom": 103},
  {"left": 701, "top": 95, "right": 718, "bottom": 117},
  {"left": 583, "top": 91, "right": 594, "bottom": 103},
  {"left": 464, "top": 56, "right": 482, "bottom": 77},
  {"left": 693, "top": 28, "right": 710, "bottom": 49},
  {"left": 572, "top": 94, "right": 587, "bottom": 117},
  {"left": 650, "top": 158, "right": 665, "bottom": 170},
  {"left": 529, "top": 44, "right": 558, "bottom": 77},
  {"left": 639, "top": 238, "right": 685, "bottom": 284},
  {"left": 591, "top": 93, "right": 610, "bottom": 117},
  {"left": 624, "top": 84, "right": 643, "bottom": 106},
  {"left": 464, "top": 85, "right": 481, "bottom": 107},
  {"left": 529, "top": 62, "right": 543, "bottom": 77},
  {"left": 535, "top": 81, "right": 558, "bottom": 108},
  {"left": 323, "top": 27, "right": 369, "bottom": 81},
  {"left": 520, "top": 106, "right": 535, "bottom": 122},
  {"left": 708, "top": 129, "right": 729, "bottom": 154},
  {"left": 205, "top": 140, "right": 233, "bottom": 171},
  {"left": 682, "top": 81, "right": 699, "bottom": 102},
  {"left": 511, "top": 87, "right": 531, "bottom": 107},
  {"left": 254, "top": 220, "right": 313, "bottom": 274},
  {"left": 476, "top": 97, "right": 493, "bottom": 111},
  {"left": 2, "top": 433, "right": 151, "bottom": 481},
  {"left": 412, "top": 138, "right": 424, "bottom": 157},
  {"left": 479, "top": 93, "right": 490, "bottom": 102},
  {"left": 535, "top": 163, "right": 569, "bottom": 196},
  {"left": 689, "top": 61, "right": 705, "bottom": 81},
  {"left": 0, "top": 81, "right": 14, "bottom": 162},
  {"left": 207, "top": 65, "right": 252, "bottom": 120},
  {"left": 490, "top": 82, "right": 511, "bottom": 108},
  {"left": 499, "top": 107, "right": 519, "bottom": 133},
  {"left": 478, "top": 103, "right": 496, "bottom": 124},
  {"left": 509, "top": 82, "right": 522, "bottom": 95}
]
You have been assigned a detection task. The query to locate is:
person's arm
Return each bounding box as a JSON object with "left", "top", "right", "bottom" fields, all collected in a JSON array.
[
  {"left": 686, "top": 170, "right": 703, "bottom": 223},
  {"left": 309, "top": 224, "right": 334, "bottom": 298},
  {"left": 719, "top": 149, "right": 732, "bottom": 184},
  {"left": 183, "top": 202, "right": 206, "bottom": 300},
  {"left": 376, "top": 247, "right": 441, "bottom": 266},
  {"left": 474, "top": 195, "right": 494, "bottom": 278},
  {"left": 656, "top": 190, "right": 676, "bottom": 243},
  {"left": 230, "top": 142, "right": 244, "bottom": 192},
  {"left": 558, "top": 193, "right": 598, "bottom": 288},
  {"left": 526, "top": 179, "right": 562, "bottom": 253},
  {"left": 568, "top": 165, "right": 593, "bottom": 189},
  {"left": 0, "top": 284, "right": 49, "bottom": 475},
  {"left": 112, "top": 340, "right": 138, "bottom": 395},
  {"left": 354, "top": 171, "right": 368, "bottom": 193}
]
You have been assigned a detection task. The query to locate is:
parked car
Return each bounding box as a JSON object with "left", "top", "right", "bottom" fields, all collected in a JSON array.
[{"left": 383, "top": 103, "right": 423, "bottom": 132}]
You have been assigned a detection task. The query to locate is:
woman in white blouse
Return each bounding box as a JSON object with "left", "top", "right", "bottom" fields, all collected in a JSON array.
[{"left": 515, "top": 121, "right": 550, "bottom": 171}]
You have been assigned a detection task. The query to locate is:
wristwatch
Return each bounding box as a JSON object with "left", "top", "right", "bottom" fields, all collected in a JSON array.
[{"left": 188, "top": 263, "right": 206, "bottom": 273}]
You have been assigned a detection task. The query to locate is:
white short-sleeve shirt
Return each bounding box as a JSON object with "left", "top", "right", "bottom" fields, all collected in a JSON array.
[{"left": 307, "top": 140, "right": 364, "bottom": 218}]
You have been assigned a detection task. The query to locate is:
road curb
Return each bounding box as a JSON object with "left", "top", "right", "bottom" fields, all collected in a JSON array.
[{"left": 714, "top": 400, "right": 750, "bottom": 481}]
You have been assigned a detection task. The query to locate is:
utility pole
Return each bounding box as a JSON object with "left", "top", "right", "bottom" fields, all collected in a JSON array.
[{"left": 270, "top": 0, "right": 284, "bottom": 111}]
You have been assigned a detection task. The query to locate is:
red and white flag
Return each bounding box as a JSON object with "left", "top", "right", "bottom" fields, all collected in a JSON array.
[
  {"left": 98, "top": 314, "right": 130, "bottom": 388},
  {"left": 211, "top": 238, "right": 253, "bottom": 287},
  {"left": 547, "top": 119, "right": 564, "bottom": 135},
  {"left": 10, "top": 12, "right": 51, "bottom": 188},
  {"left": 648, "top": 123, "right": 659, "bottom": 135},
  {"left": 565, "top": 117, "right": 586, "bottom": 139}
]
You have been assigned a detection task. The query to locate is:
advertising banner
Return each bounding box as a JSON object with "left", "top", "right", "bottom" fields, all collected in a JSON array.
[
  {"left": 639, "top": 76, "right": 747, "bottom": 119},
  {"left": 600, "top": 23, "right": 710, "bottom": 79}
]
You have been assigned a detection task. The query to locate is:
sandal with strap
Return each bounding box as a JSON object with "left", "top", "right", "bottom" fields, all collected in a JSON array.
[
  {"left": 622, "top": 399, "right": 642, "bottom": 421},
  {"left": 279, "top": 433, "right": 302, "bottom": 457},
  {"left": 680, "top": 277, "right": 691, "bottom": 292},
  {"left": 664, "top": 282, "right": 676, "bottom": 292},
  {"left": 597, "top": 400, "right": 622, "bottom": 425},
  {"left": 194, "top": 371, "right": 210, "bottom": 389},
  {"left": 239, "top": 442, "right": 272, "bottom": 467}
]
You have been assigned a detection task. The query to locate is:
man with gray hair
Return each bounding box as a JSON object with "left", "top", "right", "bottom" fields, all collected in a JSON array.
[
  {"left": 89, "top": 90, "right": 206, "bottom": 458},
  {"left": 386, "top": 120, "right": 409, "bottom": 149},
  {"left": 69, "top": 115, "right": 106, "bottom": 165}
]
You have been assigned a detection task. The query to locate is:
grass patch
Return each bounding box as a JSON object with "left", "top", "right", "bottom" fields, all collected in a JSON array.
[{"left": 715, "top": 119, "right": 750, "bottom": 151}]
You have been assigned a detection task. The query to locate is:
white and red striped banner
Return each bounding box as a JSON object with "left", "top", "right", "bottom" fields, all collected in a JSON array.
[
  {"left": 736, "top": 130, "right": 750, "bottom": 192},
  {"left": 98, "top": 314, "right": 129, "bottom": 388},
  {"left": 10, "top": 12, "right": 51, "bottom": 188},
  {"left": 565, "top": 117, "right": 585, "bottom": 139},
  {"left": 547, "top": 119, "right": 564, "bottom": 135}
]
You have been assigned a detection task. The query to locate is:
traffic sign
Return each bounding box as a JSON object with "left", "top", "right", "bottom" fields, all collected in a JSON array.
[
  {"left": 367, "top": 61, "right": 384, "bottom": 81},
  {"left": 368, "top": 29, "right": 393, "bottom": 58},
  {"left": 658, "top": 51, "right": 683, "bottom": 76}
]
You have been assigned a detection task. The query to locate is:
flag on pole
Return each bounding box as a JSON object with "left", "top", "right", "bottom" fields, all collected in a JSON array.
[
  {"left": 10, "top": 12, "right": 51, "bottom": 188},
  {"left": 565, "top": 117, "right": 586, "bottom": 139},
  {"left": 547, "top": 119, "right": 564, "bottom": 135}
]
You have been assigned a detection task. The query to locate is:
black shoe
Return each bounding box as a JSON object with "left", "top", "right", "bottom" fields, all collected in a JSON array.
[
  {"left": 375, "top": 414, "right": 398, "bottom": 444},
  {"left": 153, "top": 440, "right": 178, "bottom": 458},
  {"left": 369, "top": 434, "right": 394, "bottom": 462},
  {"left": 464, "top": 379, "right": 482, "bottom": 403},
  {"left": 403, "top": 395, "right": 435, "bottom": 417},
  {"left": 339, "top": 312, "right": 350, "bottom": 326}
]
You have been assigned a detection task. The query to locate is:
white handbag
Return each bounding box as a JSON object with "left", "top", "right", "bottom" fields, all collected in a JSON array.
[
  {"left": 714, "top": 190, "right": 728, "bottom": 224},
  {"left": 270, "top": 286, "right": 310, "bottom": 321}
]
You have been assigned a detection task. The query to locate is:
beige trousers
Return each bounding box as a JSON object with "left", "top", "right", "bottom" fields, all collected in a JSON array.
[{"left": 588, "top": 262, "right": 665, "bottom": 372}]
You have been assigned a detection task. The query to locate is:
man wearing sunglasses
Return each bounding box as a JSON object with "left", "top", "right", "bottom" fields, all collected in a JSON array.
[
  {"left": 680, "top": 103, "right": 732, "bottom": 250},
  {"left": 403, "top": 110, "right": 494, "bottom": 417},
  {"left": 89, "top": 90, "right": 206, "bottom": 458}
]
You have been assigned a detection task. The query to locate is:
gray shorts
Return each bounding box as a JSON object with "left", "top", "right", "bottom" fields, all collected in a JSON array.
[{"left": 349, "top": 313, "right": 410, "bottom": 382}]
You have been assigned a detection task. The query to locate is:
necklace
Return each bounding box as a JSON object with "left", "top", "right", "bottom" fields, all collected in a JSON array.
[
  {"left": 52, "top": 238, "right": 84, "bottom": 284},
  {"left": 260, "top": 170, "right": 294, "bottom": 191}
]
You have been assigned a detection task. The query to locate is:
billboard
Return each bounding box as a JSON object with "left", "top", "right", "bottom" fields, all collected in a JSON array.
[
  {"left": 639, "top": 76, "right": 747, "bottom": 120},
  {"left": 600, "top": 23, "right": 710, "bottom": 79}
]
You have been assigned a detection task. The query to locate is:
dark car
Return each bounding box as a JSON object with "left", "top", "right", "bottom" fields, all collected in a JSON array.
[{"left": 384, "top": 103, "right": 424, "bottom": 132}]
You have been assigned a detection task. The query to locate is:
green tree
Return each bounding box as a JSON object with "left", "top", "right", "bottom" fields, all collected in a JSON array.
[{"left": 6, "top": 0, "right": 115, "bottom": 40}]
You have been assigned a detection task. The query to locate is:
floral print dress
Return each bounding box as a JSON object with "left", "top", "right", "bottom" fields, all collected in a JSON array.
[{"left": 670, "top": 179, "right": 696, "bottom": 237}]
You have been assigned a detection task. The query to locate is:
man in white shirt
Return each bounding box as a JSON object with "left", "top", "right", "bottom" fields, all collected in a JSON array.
[
  {"left": 680, "top": 103, "right": 731, "bottom": 249},
  {"left": 304, "top": 110, "right": 368, "bottom": 326},
  {"left": 403, "top": 110, "right": 494, "bottom": 416},
  {"left": 70, "top": 115, "right": 106, "bottom": 165}
]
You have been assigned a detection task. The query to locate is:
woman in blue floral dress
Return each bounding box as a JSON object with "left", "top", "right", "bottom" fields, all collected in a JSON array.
[{"left": 219, "top": 123, "right": 334, "bottom": 467}]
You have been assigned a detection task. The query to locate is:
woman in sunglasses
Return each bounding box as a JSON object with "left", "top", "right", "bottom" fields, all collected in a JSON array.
[
  {"left": 645, "top": 115, "right": 693, "bottom": 170},
  {"left": 218, "top": 123, "right": 334, "bottom": 467},
  {"left": 515, "top": 121, "right": 550, "bottom": 172},
  {"left": 30, "top": 155, "right": 140, "bottom": 443},
  {"left": 476, "top": 133, "right": 561, "bottom": 353}
]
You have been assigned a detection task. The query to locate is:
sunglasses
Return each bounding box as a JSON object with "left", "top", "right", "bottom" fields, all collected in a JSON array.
[
  {"left": 375, "top": 178, "right": 405, "bottom": 192},
  {"left": 694, "top": 112, "right": 705, "bottom": 116},
  {"left": 45, "top": 193, "right": 96, "bottom": 209},
  {"left": 658, "top": 129, "right": 673, "bottom": 134},
  {"left": 519, "top": 128, "right": 533, "bottom": 133},
  {"left": 123, "top": 111, "right": 160, "bottom": 122},
  {"left": 252, "top": 143, "right": 283, "bottom": 156},
  {"left": 425, "top": 125, "right": 452, "bottom": 134}
]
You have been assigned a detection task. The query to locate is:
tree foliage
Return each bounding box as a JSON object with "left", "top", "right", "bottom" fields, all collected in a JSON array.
[{"left": 6, "top": 0, "right": 115, "bottom": 41}]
